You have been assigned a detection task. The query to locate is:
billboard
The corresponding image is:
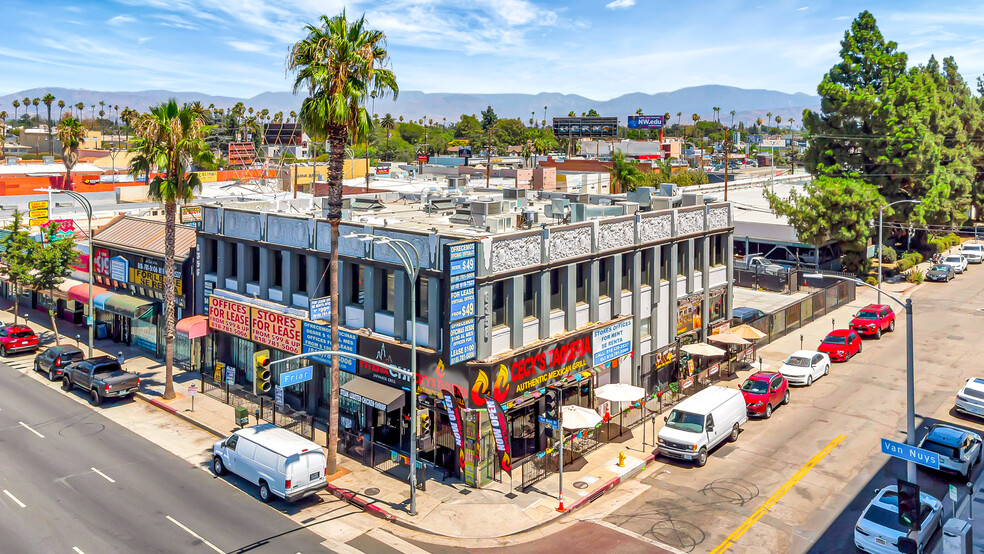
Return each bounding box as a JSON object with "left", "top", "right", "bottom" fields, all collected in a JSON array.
[
  {"left": 627, "top": 115, "right": 665, "bottom": 129},
  {"left": 552, "top": 117, "right": 618, "bottom": 138}
]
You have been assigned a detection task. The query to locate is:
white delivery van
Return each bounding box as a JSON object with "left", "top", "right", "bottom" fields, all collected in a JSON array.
[
  {"left": 212, "top": 423, "right": 327, "bottom": 502},
  {"left": 657, "top": 385, "right": 748, "bottom": 467}
]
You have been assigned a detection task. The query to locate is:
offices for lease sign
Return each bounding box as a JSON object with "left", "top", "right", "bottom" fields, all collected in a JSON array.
[{"left": 208, "top": 297, "right": 251, "bottom": 337}]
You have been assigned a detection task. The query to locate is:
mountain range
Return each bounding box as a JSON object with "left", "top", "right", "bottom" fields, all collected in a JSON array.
[{"left": 1, "top": 85, "right": 819, "bottom": 126}]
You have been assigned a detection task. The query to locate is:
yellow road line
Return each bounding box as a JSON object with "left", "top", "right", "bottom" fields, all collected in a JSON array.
[{"left": 710, "top": 434, "right": 845, "bottom": 554}]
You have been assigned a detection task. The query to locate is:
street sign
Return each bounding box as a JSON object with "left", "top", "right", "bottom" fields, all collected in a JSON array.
[
  {"left": 29, "top": 209, "right": 48, "bottom": 219},
  {"left": 29, "top": 217, "right": 48, "bottom": 227},
  {"left": 274, "top": 385, "right": 284, "bottom": 408},
  {"left": 880, "top": 438, "right": 941, "bottom": 470},
  {"left": 949, "top": 484, "right": 958, "bottom": 502},
  {"left": 539, "top": 415, "right": 559, "bottom": 429},
  {"left": 761, "top": 139, "right": 785, "bottom": 148},
  {"left": 28, "top": 200, "right": 48, "bottom": 210},
  {"left": 279, "top": 366, "right": 314, "bottom": 387},
  {"left": 224, "top": 364, "right": 236, "bottom": 386},
  {"left": 188, "top": 384, "right": 197, "bottom": 396}
]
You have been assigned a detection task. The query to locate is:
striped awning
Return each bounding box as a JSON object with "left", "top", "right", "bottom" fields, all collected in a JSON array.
[{"left": 68, "top": 283, "right": 110, "bottom": 304}]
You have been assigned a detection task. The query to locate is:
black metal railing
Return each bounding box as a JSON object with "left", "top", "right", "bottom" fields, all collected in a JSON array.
[{"left": 200, "top": 377, "right": 316, "bottom": 441}]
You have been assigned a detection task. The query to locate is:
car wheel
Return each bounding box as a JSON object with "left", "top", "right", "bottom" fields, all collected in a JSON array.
[
  {"left": 764, "top": 404, "right": 773, "bottom": 419},
  {"left": 89, "top": 388, "right": 102, "bottom": 406},
  {"left": 212, "top": 456, "right": 226, "bottom": 476},
  {"left": 33, "top": 361, "right": 39, "bottom": 373},
  {"left": 806, "top": 375, "right": 813, "bottom": 386},
  {"left": 258, "top": 480, "right": 272, "bottom": 502},
  {"left": 47, "top": 368, "right": 56, "bottom": 382},
  {"left": 889, "top": 320, "right": 896, "bottom": 332},
  {"left": 61, "top": 376, "right": 72, "bottom": 391},
  {"left": 824, "top": 364, "right": 829, "bottom": 376},
  {"left": 730, "top": 423, "right": 740, "bottom": 442},
  {"left": 782, "top": 390, "right": 790, "bottom": 405},
  {"left": 875, "top": 328, "right": 882, "bottom": 340},
  {"left": 2, "top": 346, "right": 8, "bottom": 357},
  {"left": 695, "top": 447, "right": 708, "bottom": 467}
]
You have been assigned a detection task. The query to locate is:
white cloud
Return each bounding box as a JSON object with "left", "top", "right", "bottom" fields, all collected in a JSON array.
[
  {"left": 797, "top": 6, "right": 809, "bottom": 11},
  {"left": 833, "top": 16, "right": 851, "bottom": 21},
  {"left": 227, "top": 41, "right": 271, "bottom": 54},
  {"left": 605, "top": 0, "right": 635, "bottom": 9},
  {"left": 107, "top": 15, "right": 137, "bottom": 25}
]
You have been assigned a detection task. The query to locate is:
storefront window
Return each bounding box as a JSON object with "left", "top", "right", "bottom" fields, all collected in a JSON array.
[
  {"left": 132, "top": 318, "right": 158, "bottom": 354},
  {"left": 709, "top": 292, "right": 725, "bottom": 322},
  {"left": 508, "top": 403, "right": 538, "bottom": 461},
  {"left": 227, "top": 334, "right": 255, "bottom": 384},
  {"left": 175, "top": 334, "right": 191, "bottom": 367}
]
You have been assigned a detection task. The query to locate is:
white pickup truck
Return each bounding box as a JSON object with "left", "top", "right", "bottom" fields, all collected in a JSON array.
[{"left": 734, "top": 255, "right": 785, "bottom": 274}]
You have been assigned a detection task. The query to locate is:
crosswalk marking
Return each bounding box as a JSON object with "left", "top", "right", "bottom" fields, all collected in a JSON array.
[{"left": 1, "top": 356, "right": 37, "bottom": 374}]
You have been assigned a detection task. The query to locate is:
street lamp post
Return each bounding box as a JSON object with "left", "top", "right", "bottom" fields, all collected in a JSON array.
[
  {"left": 806, "top": 274, "right": 915, "bottom": 486},
  {"left": 878, "top": 200, "right": 920, "bottom": 304},
  {"left": 346, "top": 233, "right": 421, "bottom": 516},
  {"left": 36, "top": 188, "right": 93, "bottom": 357}
]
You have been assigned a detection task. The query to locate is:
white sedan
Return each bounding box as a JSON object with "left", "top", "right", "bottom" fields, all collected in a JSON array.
[
  {"left": 942, "top": 254, "right": 969, "bottom": 274},
  {"left": 955, "top": 377, "right": 984, "bottom": 418},
  {"left": 777, "top": 350, "right": 830, "bottom": 386},
  {"left": 854, "top": 485, "right": 942, "bottom": 554}
]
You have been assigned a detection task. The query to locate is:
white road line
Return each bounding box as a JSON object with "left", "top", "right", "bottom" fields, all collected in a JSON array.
[
  {"left": 3, "top": 489, "right": 26, "bottom": 508},
  {"left": 90, "top": 467, "right": 115, "bottom": 483},
  {"left": 17, "top": 421, "right": 44, "bottom": 438},
  {"left": 166, "top": 515, "right": 223, "bottom": 553},
  {"left": 72, "top": 547, "right": 86, "bottom": 554},
  {"left": 367, "top": 529, "right": 430, "bottom": 554}
]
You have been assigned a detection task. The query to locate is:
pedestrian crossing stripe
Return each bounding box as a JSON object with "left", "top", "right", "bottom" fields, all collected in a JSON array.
[{"left": 2, "top": 357, "right": 38, "bottom": 373}]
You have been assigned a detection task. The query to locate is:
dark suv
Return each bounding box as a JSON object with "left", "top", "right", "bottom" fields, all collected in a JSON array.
[{"left": 34, "top": 345, "right": 85, "bottom": 381}]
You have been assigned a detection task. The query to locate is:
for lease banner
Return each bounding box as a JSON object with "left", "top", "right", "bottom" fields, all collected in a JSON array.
[
  {"left": 208, "top": 297, "right": 251, "bottom": 338},
  {"left": 251, "top": 307, "right": 302, "bottom": 354}
]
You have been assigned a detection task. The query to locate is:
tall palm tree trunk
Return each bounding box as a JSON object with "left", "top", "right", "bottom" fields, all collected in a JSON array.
[
  {"left": 162, "top": 199, "right": 177, "bottom": 400},
  {"left": 326, "top": 124, "right": 346, "bottom": 474}
]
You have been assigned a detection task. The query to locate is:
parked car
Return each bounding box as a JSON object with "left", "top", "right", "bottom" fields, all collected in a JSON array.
[
  {"left": 778, "top": 350, "right": 830, "bottom": 386},
  {"left": 853, "top": 485, "right": 942, "bottom": 554},
  {"left": 961, "top": 243, "right": 983, "bottom": 264},
  {"left": 817, "top": 329, "right": 862, "bottom": 362},
  {"left": 925, "top": 264, "right": 955, "bottom": 282},
  {"left": 61, "top": 356, "right": 140, "bottom": 406},
  {"left": 740, "top": 372, "right": 789, "bottom": 418},
  {"left": 657, "top": 386, "right": 748, "bottom": 467},
  {"left": 849, "top": 304, "right": 896, "bottom": 339},
  {"left": 734, "top": 255, "right": 785, "bottom": 275},
  {"left": 917, "top": 424, "right": 982, "bottom": 479},
  {"left": 212, "top": 423, "right": 328, "bottom": 502},
  {"left": 732, "top": 307, "right": 766, "bottom": 324},
  {"left": 34, "top": 345, "right": 84, "bottom": 381},
  {"left": 0, "top": 325, "right": 39, "bottom": 357},
  {"left": 955, "top": 377, "right": 984, "bottom": 418},
  {"left": 942, "top": 253, "right": 968, "bottom": 274}
]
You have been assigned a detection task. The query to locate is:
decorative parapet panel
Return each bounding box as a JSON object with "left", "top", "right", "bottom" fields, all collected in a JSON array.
[
  {"left": 266, "top": 215, "right": 312, "bottom": 249},
  {"left": 675, "top": 208, "right": 705, "bottom": 236},
  {"left": 490, "top": 233, "right": 542, "bottom": 272},
  {"left": 223, "top": 210, "right": 263, "bottom": 241},
  {"left": 597, "top": 218, "right": 635, "bottom": 251},
  {"left": 708, "top": 205, "right": 730, "bottom": 230},
  {"left": 202, "top": 207, "right": 219, "bottom": 234},
  {"left": 639, "top": 212, "right": 672, "bottom": 243},
  {"left": 547, "top": 225, "right": 592, "bottom": 262},
  {"left": 372, "top": 230, "right": 433, "bottom": 269}
]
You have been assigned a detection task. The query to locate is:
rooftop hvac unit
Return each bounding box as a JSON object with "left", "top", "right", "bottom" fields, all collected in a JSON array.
[
  {"left": 427, "top": 198, "right": 457, "bottom": 213},
  {"left": 485, "top": 214, "right": 514, "bottom": 234},
  {"left": 471, "top": 200, "right": 502, "bottom": 216},
  {"left": 651, "top": 196, "right": 673, "bottom": 211},
  {"left": 566, "top": 193, "right": 589, "bottom": 204},
  {"left": 43, "top": 156, "right": 54, "bottom": 164},
  {"left": 521, "top": 208, "right": 539, "bottom": 228},
  {"left": 570, "top": 203, "right": 588, "bottom": 223},
  {"left": 502, "top": 187, "right": 528, "bottom": 200},
  {"left": 616, "top": 201, "right": 640, "bottom": 215}
]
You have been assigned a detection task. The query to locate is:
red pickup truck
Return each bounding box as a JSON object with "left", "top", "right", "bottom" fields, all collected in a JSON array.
[{"left": 849, "top": 304, "right": 896, "bottom": 339}]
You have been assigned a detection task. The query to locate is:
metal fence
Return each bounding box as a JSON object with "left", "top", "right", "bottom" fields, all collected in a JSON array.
[
  {"left": 201, "top": 378, "right": 316, "bottom": 441},
  {"left": 744, "top": 280, "right": 856, "bottom": 346},
  {"left": 338, "top": 428, "right": 428, "bottom": 490},
  {"left": 735, "top": 267, "right": 798, "bottom": 294}
]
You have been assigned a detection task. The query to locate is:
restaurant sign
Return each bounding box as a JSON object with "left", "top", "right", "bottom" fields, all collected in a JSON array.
[
  {"left": 251, "top": 307, "right": 302, "bottom": 355},
  {"left": 207, "top": 297, "right": 251, "bottom": 338}
]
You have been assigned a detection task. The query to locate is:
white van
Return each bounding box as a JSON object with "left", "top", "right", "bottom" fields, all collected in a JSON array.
[
  {"left": 657, "top": 386, "right": 748, "bottom": 467},
  {"left": 212, "top": 423, "right": 328, "bottom": 502}
]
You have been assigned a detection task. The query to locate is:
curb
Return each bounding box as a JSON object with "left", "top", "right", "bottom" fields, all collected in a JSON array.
[
  {"left": 566, "top": 451, "right": 657, "bottom": 513},
  {"left": 135, "top": 392, "right": 226, "bottom": 438},
  {"left": 326, "top": 484, "right": 398, "bottom": 522}
]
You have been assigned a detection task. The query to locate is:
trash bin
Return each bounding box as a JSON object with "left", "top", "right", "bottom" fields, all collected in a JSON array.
[
  {"left": 943, "top": 518, "right": 972, "bottom": 554},
  {"left": 234, "top": 406, "right": 249, "bottom": 428}
]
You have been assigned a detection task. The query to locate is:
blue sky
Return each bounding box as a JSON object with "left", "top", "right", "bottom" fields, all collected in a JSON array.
[{"left": 3, "top": 0, "right": 984, "bottom": 99}]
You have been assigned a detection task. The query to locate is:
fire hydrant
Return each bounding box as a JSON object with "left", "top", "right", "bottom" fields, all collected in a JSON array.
[{"left": 617, "top": 451, "right": 626, "bottom": 467}]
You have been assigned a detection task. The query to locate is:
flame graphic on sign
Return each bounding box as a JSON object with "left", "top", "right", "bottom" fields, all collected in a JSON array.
[
  {"left": 492, "top": 364, "right": 510, "bottom": 403},
  {"left": 470, "top": 370, "right": 489, "bottom": 407},
  {"left": 436, "top": 358, "right": 445, "bottom": 379}
]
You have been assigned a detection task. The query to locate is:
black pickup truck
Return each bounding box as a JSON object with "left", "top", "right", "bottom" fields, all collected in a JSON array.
[{"left": 61, "top": 356, "right": 140, "bottom": 406}]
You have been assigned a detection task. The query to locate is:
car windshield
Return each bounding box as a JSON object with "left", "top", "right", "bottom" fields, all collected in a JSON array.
[
  {"left": 823, "top": 336, "right": 847, "bottom": 345},
  {"left": 930, "top": 265, "right": 949, "bottom": 272},
  {"left": 920, "top": 440, "right": 958, "bottom": 460},
  {"left": 665, "top": 410, "right": 704, "bottom": 433},
  {"left": 964, "top": 245, "right": 981, "bottom": 251},
  {"left": 963, "top": 387, "right": 984, "bottom": 400},
  {"left": 741, "top": 380, "right": 768, "bottom": 394},
  {"left": 855, "top": 311, "right": 878, "bottom": 319},
  {"left": 784, "top": 356, "right": 811, "bottom": 367},
  {"left": 862, "top": 505, "right": 906, "bottom": 533},
  {"left": 946, "top": 256, "right": 961, "bottom": 263},
  {"left": 10, "top": 330, "right": 34, "bottom": 338}
]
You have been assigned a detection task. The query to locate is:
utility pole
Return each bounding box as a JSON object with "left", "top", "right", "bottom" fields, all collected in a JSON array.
[{"left": 723, "top": 132, "right": 729, "bottom": 201}]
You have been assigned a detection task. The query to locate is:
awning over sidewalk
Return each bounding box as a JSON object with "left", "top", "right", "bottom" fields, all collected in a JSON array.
[
  {"left": 340, "top": 376, "right": 406, "bottom": 412},
  {"left": 68, "top": 283, "right": 110, "bottom": 304},
  {"left": 102, "top": 294, "right": 156, "bottom": 320},
  {"left": 176, "top": 315, "right": 209, "bottom": 339}
]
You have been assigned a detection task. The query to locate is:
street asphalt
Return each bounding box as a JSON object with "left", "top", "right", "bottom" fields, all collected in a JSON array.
[{"left": 0, "top": 360, "right": 332, "bottom": 554}]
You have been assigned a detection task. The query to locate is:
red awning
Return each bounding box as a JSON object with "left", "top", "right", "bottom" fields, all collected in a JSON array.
[
  {"left": 68, "top": 283, "right": 110, "bottom": 304},
  {"left": 176, "top": 315, "right": 210, "bottom": 339}
]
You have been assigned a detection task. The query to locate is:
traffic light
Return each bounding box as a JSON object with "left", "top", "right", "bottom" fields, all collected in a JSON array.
[
  {"left": 544, "top": 387, "right": 561, "bottom": 438},
  {"left": 897, "top": 479, "right": 920, "bottom": 531},
  {"left": 253, "top": 349, "right": 271, "bottom": 394}
]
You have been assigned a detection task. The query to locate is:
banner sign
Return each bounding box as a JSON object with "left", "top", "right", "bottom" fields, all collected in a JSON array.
[
  {"left": 251, "top": 307, "right": 302, "bottom": 355},
  {"left": 445, "top": 241, "right": 478, "bottom": 365},
  {"left": 761, "top": 139, "right": 785, "bottom": 148},
  {"left": 180, "top": 205, "right": 202, "bottom": 223},
  {"left": 130, "top": 267, "right": 183, "bottom": 295},
  {"left": 627, "top": 115, "right": 665, "bottom": 129},
  {"left": 485, "top": 395, "right": 512, "bottom": 472},
  {"left": 208, "top": 297, "right": 251, "bottom": 338},
  {"left": 442, "top": 390, "right": 464, "bottom": 450},
  {"left": 301, "top": 321, "right": 356, "bottom": 373},
  {"left": 592, "top": 319, "right": 633, "bottom": 367},
  {"left": 94, "top": 248, "right": 111, "bottom": 276},
  {"left": 449, "top": 318, "right": 476, "bottom": 365},
  {"left": 309, "top": 296, "right": 331, "bottom": 321},
  {"left": 109, "top": 255, "right": 129, "bottom": 283}
]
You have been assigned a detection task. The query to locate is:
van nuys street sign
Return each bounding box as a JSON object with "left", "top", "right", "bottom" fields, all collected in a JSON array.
[{"left": 880, "top": 438, "right": 940, "bottom": 470}]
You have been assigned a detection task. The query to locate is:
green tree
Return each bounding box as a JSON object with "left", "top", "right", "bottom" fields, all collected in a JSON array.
[
  {"left": 56, "top": 117, "right": 87, "bottom": 189},
  {"left": 0, "top": 211, "right": 36, "bottom": 326},
  {"left": 42, "top": 93, "right": 56, "bottom": 156},
  {"left": 586, "top": 108, "right": 599, "bottom": 117},
  {"left": 481, "top": 106, "right": 498, "bottom": 186},
  {"left": 33, "top": 222, "right": 78, "bottom": 345},
  {"left": 288, "top": 10, "right": 397, "bottom": 474},
  {"left": 129, "top": 100, "right": 214, "bottom": 400},
  {"left": 11, "top": 100, "right": 19, "bottom": 121},
  {"left": 608, "top": 151, "right": 641, "bottom": 193}
]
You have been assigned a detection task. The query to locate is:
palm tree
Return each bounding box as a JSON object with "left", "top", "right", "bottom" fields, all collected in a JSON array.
[
  {"left": 288, "top": 10, "right": 397, "bottom": 474},
  {"left": 0, "top": 111, "right": 7, "bottom": 159},
  {"left": 42, "top": 94, "right": 56, "bottom": 155},
  {"left": 129, "top": 100, "right": 214, "bottom": 400},
  {"left": 608, "top": 151, "right": 640, "bottom": 193},
  {"left": 712, "top": 106, "right": 720, "bottom": 122},
  {"left": 90, "top": 104, "right": 95, "bottom": 121},
  {"left": 766, "top": 112, "right": 772, "bottom": 130},
  {"left": 12, "top": 100, "right": 19, "bottom": 122},
  {"left": 75, "top": 102, "right": 84, "bottom": 119},
  {"left": 775, "top": 115, "right": 782, "bottom": 128},
  {"left": 756, "top": 117, "right": 763, "bottom": 128},
  {"left": 691, "top": 113, "right": 700, "bottom": 137},
  {"left": 380, "top": 113, "right": 396, "bottom": 159},
  {"left": 32, "top": 98, "right": 40, "bottom": 126},
  {"left": 56, "top": 117, "right": 87, "bottom": 189},
  {"left": 729, "top": 110, "right": 736, "bottom": 128},
  {"left": 676, "top": 111, "right": 682, "bottom": 126},
  {"left": 22, "top": 98, "right": 30, "bottom": 121},
  {"left": 57, "top": 100, "right": 65, "bottom": 119}
]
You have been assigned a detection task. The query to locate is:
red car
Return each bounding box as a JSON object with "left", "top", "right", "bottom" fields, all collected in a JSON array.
[
  {"left": 818, "top": 329, "right": 862, "bottom": 362},
  {"left": 849, "top": 303, "right": 896, "bottom": 339},
  {"left": 0, "top": 325, "right": 39, "bottom": 357},
  {"left": 740, "top": 371, "right": 789, "bottom": 418}
]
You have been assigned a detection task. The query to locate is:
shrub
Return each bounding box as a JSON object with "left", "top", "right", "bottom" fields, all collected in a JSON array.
[
  {"left": 866, "top": 276, "right": 879, "bottom": 286},
  {"left": 904, "top": 251, "right": 924, "bottom": 265},
  {"left": 880, "top": 245, "right": 897, "bottom": 263},
  {"left": 947, "top": 233, "right": 961, "bottom": 248},
  {"left": 905, "top": 269, "right": 924, "bottom": 284},
  {"left": 896, "top": 257, "right": 914, "bottom": 272}
]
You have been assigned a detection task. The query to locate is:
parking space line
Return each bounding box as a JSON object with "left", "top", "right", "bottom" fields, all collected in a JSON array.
[
  {"left": 72, "top": 547, "right": 86, "bottom": 554},
  {"left": 90, "top": 467, "right": 115, "bottom": 483},
  {"left": 710, "top": 434, "right": 845, "bottom": 553},
  {"left": 18, "top": 421, "right": 44, "bottom": 438},
  {"left": 166, "top": 515, "right": 223, "bottom": 553},
  {"left": 3, "top": 489, "right": 26, "bottom": 508}
]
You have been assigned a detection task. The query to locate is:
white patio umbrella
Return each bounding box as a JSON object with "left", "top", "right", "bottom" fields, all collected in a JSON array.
[
  {"left": 681, "top": 342, "right": 727, "bottom": 357},
  {"left": 561, "top": 405, "right": 603, "bottom": 430},
  {"left": 708, "top": 332, "right": 751, "bottom": 346},
  {"left": 595, "top": 383, "right": 645, "bottom": 403}
]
